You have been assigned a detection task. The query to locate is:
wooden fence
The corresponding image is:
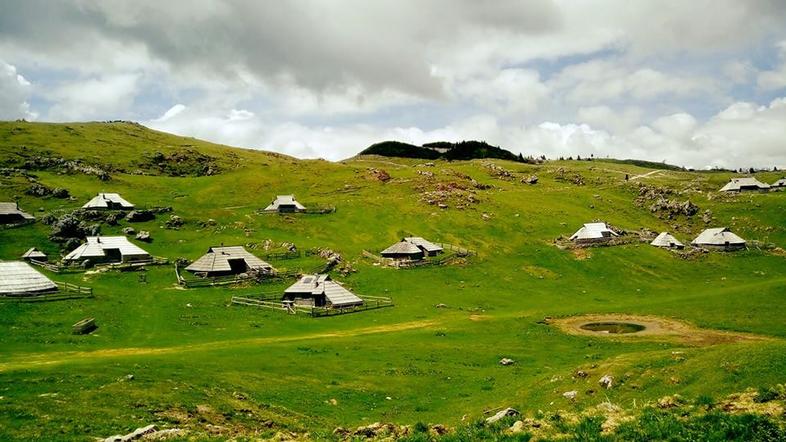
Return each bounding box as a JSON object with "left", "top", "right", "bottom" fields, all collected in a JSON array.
[
  {"left": 30, "top": 257, "right": 168, "bottom": 273},
  {"left": 256, "top": 206, "right": 336, "bottom": 215}
]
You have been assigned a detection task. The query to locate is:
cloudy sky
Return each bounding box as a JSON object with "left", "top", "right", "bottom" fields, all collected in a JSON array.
[{"left": 2, "top": 1, "right": 786, "bottom": 168}]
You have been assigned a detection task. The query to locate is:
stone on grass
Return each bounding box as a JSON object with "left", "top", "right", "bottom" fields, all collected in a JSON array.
[
  {"left": 599, "top": 375, "right": 614, "bottom": 389},
  {"left": 485, "top": 407, "right": 520, "bottom": 424}
]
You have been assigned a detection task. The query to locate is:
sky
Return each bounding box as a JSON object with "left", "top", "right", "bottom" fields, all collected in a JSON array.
[{"left": 1, "top": 0, "right": 786, "bottom": 169}]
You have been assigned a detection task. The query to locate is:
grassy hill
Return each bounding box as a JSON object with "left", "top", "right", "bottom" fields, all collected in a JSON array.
[{"left": 1, "top": 122, "right": 786, "bottom": 440}]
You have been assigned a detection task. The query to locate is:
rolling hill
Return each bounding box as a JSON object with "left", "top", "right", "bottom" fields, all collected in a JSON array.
[{"left": 1, "top": 121, "right": 786, "bottom": 441}]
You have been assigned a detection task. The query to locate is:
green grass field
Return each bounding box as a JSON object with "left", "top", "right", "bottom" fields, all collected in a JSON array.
[{"left": 1, "top": 121, "right": 785, "bottom": 441}]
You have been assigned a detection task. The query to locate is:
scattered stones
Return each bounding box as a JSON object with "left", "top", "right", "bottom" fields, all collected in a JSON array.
[
  {"left": 23, "top": 155, "right": 112, "bottom": 180},
  {"left": 165, "top": 215, "right": 184, "bottom": 228},
  {"left": 599, "top": 375, "right": 614, "bottom": 389},
  {"left": 136, "top": 231, "right": 151, "bottom": 242},
  {"left": 555, "top": 168, "right": 585, "bottom": 185},
  {"left": 367, "top": 168, "right": 391, "bottom": 182},
  {"left": 563, "top": 390, "right": 578, "bottom": 400},
  {"left": 122, "top": 227, "right": 136, "bottom": 235},
  {"left": 521, "top": 175, "right": 538, "bottom": 184},
  {"left": 103, "top": 424, "right": 157, "bottom": 442},
  {"left": 499, "top": 358, "right": 516, "bottom": 366},
  {"left": 26, "top": 183, "right": 69, "bottom": 198},
  {"left": 485, "top": 407, "right": 520, "bottom": 424},
  {"left": 483, "top": 162, "right": 513, "bottom": 180},
  {"left": 575, "top": 370, "right": 589, "bottom": 378}
]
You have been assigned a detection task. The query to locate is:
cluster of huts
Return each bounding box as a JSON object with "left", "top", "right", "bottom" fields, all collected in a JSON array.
[
  {"left": 1, "top": 173, "right": 781, "bottom": 301},
  {"left": 569, "top": 222, "right": 747, "bottom": 251}
]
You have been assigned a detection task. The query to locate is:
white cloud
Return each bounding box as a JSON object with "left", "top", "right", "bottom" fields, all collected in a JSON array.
[
  {"left": 757, "top": 41, "right": 786, "bottom": 91},
  {"left": 0, "top": 60, "right": 37, "bottom": 120},
  {"left": 47, "top": 74, "right": 141, "bottom": 120}
]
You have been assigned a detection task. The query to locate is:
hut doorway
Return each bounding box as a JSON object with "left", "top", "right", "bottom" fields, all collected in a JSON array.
[{"left": 227, "top": 258, "right": 249, "bottom": 274}]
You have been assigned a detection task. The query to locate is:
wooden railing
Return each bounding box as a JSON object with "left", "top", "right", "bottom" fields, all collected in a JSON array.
[
  {"left": 54, "top": 281, "right": 93, "bottom": 295},
  {"left": 231, "top": 293, "right": 393, "bottom": 317}
]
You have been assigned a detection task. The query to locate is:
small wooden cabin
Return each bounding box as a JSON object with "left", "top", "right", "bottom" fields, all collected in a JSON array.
[
  {"left": 264, "top": 195, "right": 306, "bottom": 213},
  {"left": 0, "top": 202, "right": 35, "bottom": 225},
  {"left": 283, "top": 274, "right": 363, "bottom": 308},
  {"left": 185, "top": 246, "right": 274, "bottom": 277},
  {"left": 82, "top": 193, "right": 135, "bottom": 210},
  {"left": 63, "top": 236, "right": 151, "bottom": 265}
]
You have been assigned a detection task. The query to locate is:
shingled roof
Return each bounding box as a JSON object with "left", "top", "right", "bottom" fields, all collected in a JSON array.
[
  {"left": 82, "top": 193, "right": 135, "bottom": 209},
  {"left": 285, "top": 274, "right": 363, "bottom": 308},
  {"left": 185, "top": 246, "right": 273, "bottom": 274},
  {"left": 264, "top": 195, "right": 306, "bottom": 212},
  {"left": 719, "top": 177, "right": 770, "bottom": 192},
  {"left": 0, "top": 261, "right": 58, "bottom": 296},
  {"left": 692, "top": 228, "right": 746, "bottom": 247},
  {"left": 21, "top": 247, "right": 47, "bottom": 260},
  {"left": 63, "top": 236, "right": 151, "bottom": 262},
  {"left": 403, "top": 237, "right": 443, "bottom": 253},
  {"left": 650, "top": 232, "right": 684, "bottom": 249},
  {"left": 381, "top": 240, "right": 423, "bottom": 256},
  {"left": 570, "top": 222, "right": 618, "bottom": 241},
  {"left": 0, "top": 202, "right": 35, "bottom": 221}
]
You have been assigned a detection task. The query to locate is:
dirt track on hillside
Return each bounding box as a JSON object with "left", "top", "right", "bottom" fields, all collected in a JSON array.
[{"left": 0, "top": 319, "right": 438, "bottom": 373}]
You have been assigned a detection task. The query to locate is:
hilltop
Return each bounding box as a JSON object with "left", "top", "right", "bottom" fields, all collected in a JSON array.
[
  {"left": 1, "top": 122, "right": 786, "bottom": 441},
  {"left": 358, "top": 140, "right": 527, "bottom": 162}
]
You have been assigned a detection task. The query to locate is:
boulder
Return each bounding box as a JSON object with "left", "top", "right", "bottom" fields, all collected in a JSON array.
[
  {"left": 563, "top": 390, "right": 578, "bottom": 400},
  {"left": 122, "top": 227, "right": 136, "bottom": 235},
  {"left": 499, "top": 358, "right": 516, "bottom": 366},
  {"left": 599, "top": 374, "right": 614, "bottom": 389},
  {"left": 486, "top": 407, "right": 520, "bottom": 424},
  {"left": 136, "top": 231, "right": 151, "bottom": 242},
  {"left": 509, "top": 420, "right": 526, "bottom": 434},
  {"left": 165, "top": 215, "right": 184, "bottom": 228},
  {"left": 126, "top": 210, "right": 155, "bottom": 222}
]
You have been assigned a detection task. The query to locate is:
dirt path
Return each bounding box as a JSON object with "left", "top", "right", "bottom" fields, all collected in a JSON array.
[
  {"left": 0, "top": 319, "right": 438, "bottom": 373},
  {"left": 630, "top": 170, "right": 663, "bottom": 180}
]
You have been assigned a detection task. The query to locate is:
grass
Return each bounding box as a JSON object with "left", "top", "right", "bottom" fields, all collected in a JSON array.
[{"left": 1, "top": 121, "right": 785, "bottom": 440}]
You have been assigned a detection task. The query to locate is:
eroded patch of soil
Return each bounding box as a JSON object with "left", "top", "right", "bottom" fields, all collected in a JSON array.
[{"left": 552, "top": 314, "right": 770, "bottom": 346}]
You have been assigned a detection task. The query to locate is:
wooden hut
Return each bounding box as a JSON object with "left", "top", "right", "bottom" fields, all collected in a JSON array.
[
  {"left": 63, "top": 236, "right": 152, "bottom": 265},
  {"left": 650, "top": 232, "right": 684, "bottom": 249},
  {"left": 185, "top": 246, "right": 274, "bottom": 277},
  {"left": 381, "top": 237, "right": 443, "bottom": 259},
  {"left": 21, "top": 247, "right": 47, "bottom": 261},
  {"left": 283, "top": 274, "right": 363, "bottom": 308},
  {"left": 82, "top": 193, "right": 135, "bottom": 210},
  {"left": 264, "top": 195, "right": 306, "bottom": 213},
  {"left": 0, "top": 202, "right": 35, "bottom": 224},
  {"left": 719, "top": 178, "right": 770, "bottom": 192},
  {"left": 0, "top": 261, "right": 58, "bottom": 297},
  {"left": 569, "top": 222, "right": 618, "bottom": 244},
  {"left": 692, "top": 228, "right": 746, "bottom": 251}
]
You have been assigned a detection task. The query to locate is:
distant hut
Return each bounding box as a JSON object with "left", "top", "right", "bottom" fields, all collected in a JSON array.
[
  {"left": 650, "top": 232, "right": 684, "bottom": 249},
  {"left": 82, "top": 193, "right": 135, "bottom": 210},
  {"left": 772, "top": 178, "right": 786, "bottom": 188},
  {"left": 719, "top": 178, "right": 770, "bottom": 192},
  {"left": 381, "top": 237, "right": 443, "bottom": 260},
  {"left": 63, "top": 236, "right": 151, "bottom": 265},
  {"left": 185, "top": 246, "right": 274, "bottom": 277},
  {"left": 0, "top": 202, "right": 35, "bottom": 224},
  {"left": 21, "top": 247, "right": 48, "bottom": 262},
  {"left": 0, "top": 261, "right": 58, "bottom": 297},
  {"left": 692, "top": 228, "right": 746, "bottom": 251},
  {"left": 264, "top": 195, "right": 306, "bottom": 213},
  {"left": 569, "top": 222, "right": 618, "bottom": 244},
  {"left": 283, "top": 274, "right": 364, "bottom": 308}
]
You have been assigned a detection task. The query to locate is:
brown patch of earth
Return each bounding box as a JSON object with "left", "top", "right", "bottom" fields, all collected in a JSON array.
[
  {"left": 552, "top": 314, "right": 770, "bottom": 346},
  {"left": 572, "top": 249, "right": 591, "bottom": 260}
]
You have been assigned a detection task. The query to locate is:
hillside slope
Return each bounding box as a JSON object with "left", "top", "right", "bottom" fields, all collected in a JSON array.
[{"left": 1, "top": 122, "right": 785, "bottom": 441}]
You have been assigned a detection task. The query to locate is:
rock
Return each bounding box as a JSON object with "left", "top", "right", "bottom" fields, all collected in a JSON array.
[
  {"left": 499, "top": 358, "right": 516, "bottom": 366},
  {"left": 485, "top": 407, "right": 520, "bottom": 424},
  {"left": 599, "top": 374, "right": 614, "bottom": 389},
  {"left": 702, "top": 209, "right": 713, "bottom": 224},
  {"left": 563, "top": 390, "right": 578, "bottom": 400},
  {"left": 123, "top": 374, "right": 134, "bottom": 381},
  {"left": 657, "top": 394, "right": 683, "bottom": 409},
  {"left": 435, "top": 303, "right": 448, "bottom": 308},
  {"left": 575, "top": 370, "right": 589, "bottom": 378},
  {"left": 136, "top": 231, "right": 151, "bottom": 242},
  {"left": 521, "top": 175, "right": 538, "bottom": 184},
  {"left": 103, "top": 424, "right": 157, "bottom": 442},
  {"left": 126, "top": 210, "right": 155, "bottom": 222},
  {"left": 430, "top": 424, "right": 448, "bottom": 436},
  {"left": 122, "top": 227, "right": 136, "bottom": 235},
  {"left": 51, "top": 188, "right": 70, "bottom": 198},
  {"left": 509, "top": 420, "right": 526, "bottom": 433},
  {"left": 165, "top": 215, "right": 184, "bottom": 228}
]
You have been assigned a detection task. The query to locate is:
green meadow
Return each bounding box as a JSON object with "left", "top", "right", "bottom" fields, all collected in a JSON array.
[{"left": 1, "top": 122, "right": 785, "bottom": 440}]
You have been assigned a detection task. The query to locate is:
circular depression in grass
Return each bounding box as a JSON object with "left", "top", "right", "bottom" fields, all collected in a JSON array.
[{"left": 579, "top": 321, "right": 646, "bottom": 334}]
